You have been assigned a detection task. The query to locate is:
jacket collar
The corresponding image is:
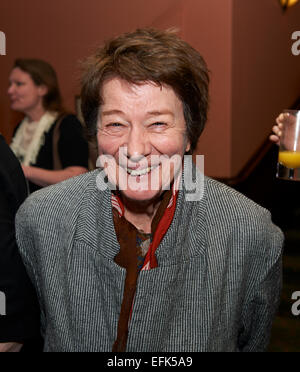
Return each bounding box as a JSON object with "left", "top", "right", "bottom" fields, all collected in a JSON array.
[{"left": 78, "top": 157, "right": 207, "bottom": 263}]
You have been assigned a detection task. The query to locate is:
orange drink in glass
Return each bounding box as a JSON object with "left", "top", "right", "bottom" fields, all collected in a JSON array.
[{"left": 277, "top": 110, "right": 300, "bottom": 181}]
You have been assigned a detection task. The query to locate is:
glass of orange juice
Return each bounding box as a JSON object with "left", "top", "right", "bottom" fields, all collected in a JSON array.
[{"left": 277, "top": 110, "right": 300, "bottom": 181}]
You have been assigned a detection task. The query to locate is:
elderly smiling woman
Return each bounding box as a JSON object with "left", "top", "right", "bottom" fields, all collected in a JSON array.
[{"left": 16, "top": 28, "right": 284, "bottom": 352}]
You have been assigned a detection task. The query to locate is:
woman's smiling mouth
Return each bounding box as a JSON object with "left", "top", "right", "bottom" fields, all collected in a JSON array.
[{"left": 126, "top": 165, "right": 158, "bottom": 177}]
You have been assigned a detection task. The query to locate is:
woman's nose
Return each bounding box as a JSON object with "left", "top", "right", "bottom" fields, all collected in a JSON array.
[
  {"left": 7, "top": 84, "right": 14, "bottom": 95},
  {"left": 127, "top": 126, "right": 151, "bottom": 161}
]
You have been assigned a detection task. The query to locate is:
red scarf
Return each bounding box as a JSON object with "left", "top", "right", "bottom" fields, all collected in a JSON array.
[
  {"left": 112, "top": 187, "right": 178, "bottom": 270},
  {"left": 111, "top": 186, "right": 178, "bottom": 351}
]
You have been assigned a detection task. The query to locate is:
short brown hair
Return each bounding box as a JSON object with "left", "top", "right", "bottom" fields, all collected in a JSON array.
[
  {"left": 81, "top": 28, "right": 209, "bottom": 152},
  {"left": 14, "top": 58, "right": 63, "bottom": 113}
]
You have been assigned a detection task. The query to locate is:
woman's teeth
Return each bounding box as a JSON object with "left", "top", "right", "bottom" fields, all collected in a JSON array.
[{"left": 127, "top": 166, "right": 155, "bottom": 176}]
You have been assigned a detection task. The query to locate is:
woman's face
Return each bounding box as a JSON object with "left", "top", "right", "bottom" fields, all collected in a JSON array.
[
  {"left": 8, "top": 67, "right": 46, "bottom": 115},
  {"left": 97, "top": 77, "right": 190, "bottom": 204}
]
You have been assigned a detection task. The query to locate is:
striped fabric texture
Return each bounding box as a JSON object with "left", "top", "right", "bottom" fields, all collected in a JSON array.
[{"left": 15, "top": 164, "right": 284, "bottom": 352}]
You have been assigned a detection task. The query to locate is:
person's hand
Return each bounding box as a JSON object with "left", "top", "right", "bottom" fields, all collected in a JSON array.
[
  {"left": 269, "top": 113, "right": 285, "bottom": 145},
  {"left": 270, "top": 112, "right": 297, "bottom": 148}
]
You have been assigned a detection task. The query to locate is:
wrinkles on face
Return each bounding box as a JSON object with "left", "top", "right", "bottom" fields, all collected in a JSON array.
[{"left": 97, "top": 77, "right": 190, "bottom": 203}]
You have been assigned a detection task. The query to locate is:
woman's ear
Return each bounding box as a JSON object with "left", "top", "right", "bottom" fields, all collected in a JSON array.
[
  {"left": 38, "top": 84, "right": 48, "bottom": 97},
  {"left": 185, "top": 138, "right": 191, "bottom": 154}
]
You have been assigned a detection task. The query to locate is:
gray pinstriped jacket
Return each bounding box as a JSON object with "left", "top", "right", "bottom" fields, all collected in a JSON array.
[{"left": 15, "top": 167, "right": 284, "bottom": 352}]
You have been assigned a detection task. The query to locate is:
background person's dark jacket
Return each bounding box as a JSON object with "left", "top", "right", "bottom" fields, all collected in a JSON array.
[{"left": 0, "top": 134, "right": 42, "bottom": 350}]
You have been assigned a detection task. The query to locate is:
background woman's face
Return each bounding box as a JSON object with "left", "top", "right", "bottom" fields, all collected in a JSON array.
[
  {"left": 8, "top": 67, "right": 46, "bottom": 115},
  {"left": 97, "top": 77, "right": 190, "bottom": 203}
]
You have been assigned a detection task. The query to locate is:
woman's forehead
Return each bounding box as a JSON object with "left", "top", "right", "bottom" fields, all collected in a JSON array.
[
  {"left": 9, "top": 67, "right": 32, "bottom": 81},
  {"left": 100, "top": 77, "right": 182, "bottom": 112}
]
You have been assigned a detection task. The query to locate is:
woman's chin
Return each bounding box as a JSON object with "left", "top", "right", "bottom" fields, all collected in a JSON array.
[
  {"left": 119, "top": 188, "right": 164, "bottom": 204},
  {"left": 10, "top": 103, "right": 19, "bottom": 111},
  {"left": 10, "top": 104, "right": 24, "bottom": 113}
]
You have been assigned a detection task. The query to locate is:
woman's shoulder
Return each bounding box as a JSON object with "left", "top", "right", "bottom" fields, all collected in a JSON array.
[
  {"left": 203, "top": 177, "right": 283, "bottom": 238},
  {"left": 58, "top": 113, "right": 82, "bottom": 128},
  {"left": 53, "top": 113, "right": 85, "bottom": 141},
  {"left": 205, "top": 176, "right": 267, "bottom": 214},
  {"left": 182, "top": 159, "right": 268, "bottom": 219},
  {"left": 43, "top": 112, "right": 82, "bottom": 133},
  {"left": 17, "top": 171, "right": 99, "bottom": 222},
  {"left": 42, "top": 113, "right": 84, "bottom": 143}
]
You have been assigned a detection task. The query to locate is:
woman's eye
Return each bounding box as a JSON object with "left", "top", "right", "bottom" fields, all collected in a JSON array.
[
  {"left": 104, "top": 123, "right": 125, "bottom": 132},
  {"left": 105, "top": 123, "right": 123, "bottom": 128},
  {"left": 150, "top": 121, "right": 166, "bottom": 129},
  {"left": 103, "top": 122, "right": 122, "bottom": 128},
  {"left": 151, "top": 122, "right": 166, "bottom": 128},
  {"left": 8, "top": 82, "right": 23, "bottom": 88}
]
